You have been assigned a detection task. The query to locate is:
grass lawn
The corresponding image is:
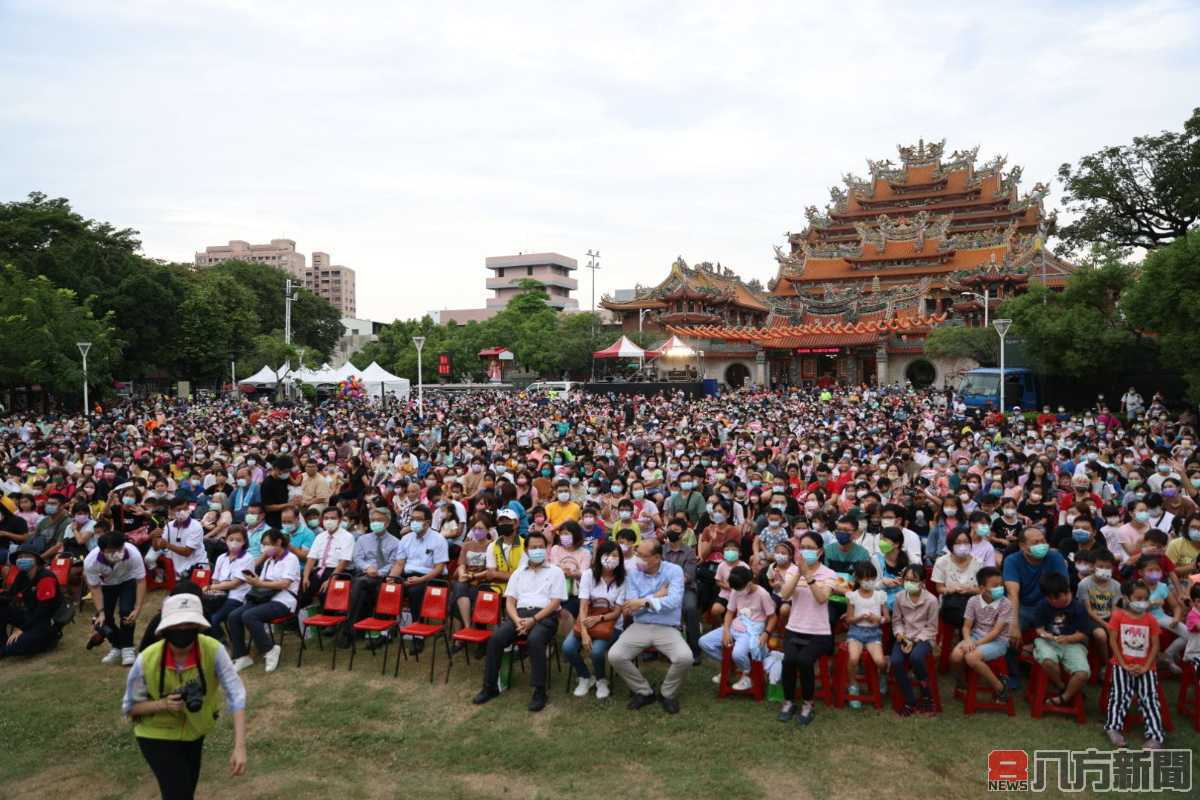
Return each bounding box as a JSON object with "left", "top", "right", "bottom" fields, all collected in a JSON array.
[{"left": 1, "top": 592, "right": 1196, "bottom": 800}]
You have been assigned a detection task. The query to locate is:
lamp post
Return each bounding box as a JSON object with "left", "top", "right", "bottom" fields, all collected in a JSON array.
[
  {"left": 412, "top": 336, "right": 425, "bottom": 417},
  {"left": 993, "top": 318, "right": 1012, "bottom": 416},
  {"left": 77, "top": 342, "right": 91, "bottom": 416},
  {"left": 960, "top": 288, "right": 990, "bottom": 327},
  {"left": 638, "top": 308, "right": 650, "bottom": 333}
]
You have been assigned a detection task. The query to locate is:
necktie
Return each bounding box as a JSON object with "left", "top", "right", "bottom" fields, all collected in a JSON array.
[
  {"left": 375, "top": 534, "right": 385, "bottom": 570},
  {"left": 318, "top": 532, "right": 333, "bottom": 578}
]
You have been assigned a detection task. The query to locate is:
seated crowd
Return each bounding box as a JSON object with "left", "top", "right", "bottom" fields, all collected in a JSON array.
[{"left": 2, "top": 385, "right": 1199, "bottom": 749}]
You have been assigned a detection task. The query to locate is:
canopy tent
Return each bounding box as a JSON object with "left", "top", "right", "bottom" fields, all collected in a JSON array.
[
  {"left": 592, "top": 336, "right": 645, "bottom": 359},
  {"left": 238, "top": 364, "right": 283, "bottom": 386},
  {"left": 646, "top": 335, "right": 697, "bottom": 359},
  {"left": 359, "top": 361, "right": 411, "bottom": 400}
]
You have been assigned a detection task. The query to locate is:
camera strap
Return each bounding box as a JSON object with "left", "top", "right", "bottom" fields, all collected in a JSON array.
[{"left": 155, "top": 640, "right": 207, "bottom": 700}]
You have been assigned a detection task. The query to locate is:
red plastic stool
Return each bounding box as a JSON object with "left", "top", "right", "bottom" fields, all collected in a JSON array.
[
  {"left": 961, "top": 657, "right": 1015, "bottom": 716},
  {"left": 145, "top": 557, "right": 176, "bottom": 592},
  {"left": 1086, "top": 639, "right": 1105, "bottom": 686},
  {"left": 937, "top": 621, "right": 957, "bottom": 674},
  {"left": 889, "top": 650, "right": 942, "bottom": 713},
  {"left": 1177, "top": 661, "right": 1200, "bottom": 732},
  {"left": 1100, "top": 664, "right": 1174, "bottom": 732},
  {"left": 1028, "top": 662, "right": 1087, "bottom": 724},
  {"left": 717, "top": 643, "right": 765, "bottom": 701},
  {"left": 834, "top": 642, "right": 884, "bottom": 709}
]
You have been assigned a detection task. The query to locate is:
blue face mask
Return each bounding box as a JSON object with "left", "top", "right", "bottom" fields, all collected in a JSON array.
[
  {"left": 1071, "top": 529, "right": 1091, "bottom": 543},
  {"left": 989, "top": 585, "right": 1005, "bottom": 601},
  {"left": 835, "top": 532, "right": 852, "bottom": 546},
  {"left": 15, "top": 557, "right": 36, "bottom": 571},
  {"left": 411, "top": 521, "right": 426, "bottom": 534},
  {"left": 801, "top": 550, "right": 820, "bottom": 565},
  {"left": 369, "top": 521, "right": 386, "bottom": 533},
  {"left": 527, "top": 547, "right": 546, "bottom": 565},
  {"left": 281, "top": 523, "right": 297, "bottom": 533},
  {"left": 1029, "top": 543, "right": 1050, "bottom": 559}
]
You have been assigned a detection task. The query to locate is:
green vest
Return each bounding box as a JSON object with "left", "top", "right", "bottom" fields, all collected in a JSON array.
[{"left": 133, "top": 635, "right": 223, "bottom": 742}]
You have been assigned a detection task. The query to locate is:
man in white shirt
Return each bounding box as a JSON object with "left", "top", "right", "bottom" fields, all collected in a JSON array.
[
  {"left": 473, "top": 531, "right": 566, "bottom": 712},
  {"left": 82, "top": 529, "right": 147, "bottom": 666},
  {"left": 300, "top": 507, "right": 355, "bottom": 608},
  {"left": 153, "top": 497, "right": 207, "bottom": 580}
]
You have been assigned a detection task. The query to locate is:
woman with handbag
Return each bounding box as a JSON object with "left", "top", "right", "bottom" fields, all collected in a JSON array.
[
  {"left": 227, "top": 530, "right": 300, "bottom": 674},
  {"left": 204, "top": 527, "right": 254, "bottom": 643},
  {"left": 564, "top": 540, "right": 626, "bottom": 699}
]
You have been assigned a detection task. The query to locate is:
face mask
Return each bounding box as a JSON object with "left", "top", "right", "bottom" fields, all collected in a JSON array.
[
  {"left": 175, "top": 511, "right": 191, "bottom": 523},
  {"left": 369, "top": 521, "right": 387, "bottom": 533},
  {"left": 524, "top": 547, "right": 547, "bottom": 565},
  {"left": 631, "top": 489, "right": 645, "bottom": 500},
  {"left": 878, "top": 539, "right": 894, "bottom": 555},
  {"left": 469, "top": 528, "right": 489, "bottom": 541},
  {"left": 666, "top": 531, "right": 682, "bottom": 543},
  {"left": 1091, "top": 568, "right": 1112, "bottom": 581},
  {"left": 773, "top": 552, "right": 790, "bottom": 566},
  {"left": 944, "top": 507, "right": 957, "bottom": 517},
  {"left": 1128, "top": 600, "right": 1149, "bottom": 614},
  {"left": 1135, "top": 511, "right": 1150, "bottom": 523},
  {"left": 559, "top": 534, "right": 574, "bottom": 548},
  {"left": 987, "top": 585, "right": 1005, "bottom": 601},
  {"left": 1144, "top": 570, "right": 1162, "bottom": 583},
  {"left": 495, "top": 523, "right": 513, "bottom": 537},
  {"left": 835, "top": 532, "right": 852, "bottom": 546},
  {"left": 411, "top": 521, "right": 426, "bottom": 533},
  {"left": 723, "top": 548, "right": 739, "bottom": 563},
  {"left": 1028, "top": 543, "right": 1049, "bottom": 559},
  {"left": 711, "top": 512, "right": 727, "bottom": 524},
  {"left": 904, "top": 580, "right": 921, "bottom": 594},
  {"left": 281, "top": 523, "right": 296, "bottom": 534},
  {"left": 322, "top": 519, "right": 339, "bottom": 532},
  {"left": 1075, "top": 563, "right": 1093, "bottom": 576},
  {"left": 208, "top": 502, "right": 221, "bottom": 512},
  {"left": 970, "top": 523, "right": 988, "bottom": 537},
  {"left": 800, "top": 550, "right": 820, "bottom": 565},
  {"left": 557, "top": 492, "right": 571, "bottom": 502},
  {"left": 163, "top": 627, "right": 199, "bottom": 649},
  {"left": 73, "top": 513, "right": 89, "bottom": 525},
  {"left": 601, "top": 556, "right": 619, "bottom": 570},
  {"left": 680, "top": 481, "right": 694, "bottom": 491},
  {"left": 952, "top": 544, "right": 971, "bottom": 557},
  {"left": 118, "top": 495, "right": 137, "bottom": 507},
  {"left": 44, "top": 503, "right": 59, "bottom": 515},
  {"left": 15, "top": 557, "right": 36, "bottom": 571},
  {"left": 1071, "top": 528, "right": 1091, "bottom": 543},
  {"left": 611, "top": 485, "right": 623, "bottom": 494},
  {"left": 581, "top": 516, "right": 595, "bottom": 529}
]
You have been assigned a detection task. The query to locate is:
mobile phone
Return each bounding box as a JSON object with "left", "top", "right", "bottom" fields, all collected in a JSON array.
[{"left": 241, "top": 570, "right": 254, "bottom": 577}]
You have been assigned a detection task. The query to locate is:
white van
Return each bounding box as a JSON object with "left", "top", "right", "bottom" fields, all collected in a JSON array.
[{"left": 525, "top": 380, "right": 575, "bottom": 396}]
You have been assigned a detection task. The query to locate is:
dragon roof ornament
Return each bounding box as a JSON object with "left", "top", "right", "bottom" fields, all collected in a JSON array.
[{"left": 897, "top": 138, "right": 946, "bottom": 166}]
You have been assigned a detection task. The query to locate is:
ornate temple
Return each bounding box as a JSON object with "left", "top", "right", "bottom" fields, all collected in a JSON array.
[{"left": 603, "top": 138, "right": 1077, "bottom": 389}]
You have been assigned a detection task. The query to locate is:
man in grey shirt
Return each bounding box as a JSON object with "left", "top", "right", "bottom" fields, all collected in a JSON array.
[{"left": 661, "top": 518, "right": 700, "bottom": 663}]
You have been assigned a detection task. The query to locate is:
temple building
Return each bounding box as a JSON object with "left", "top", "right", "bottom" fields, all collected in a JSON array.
[{"left": 604, "top": 139, "right": 1077, "bottom": 389}]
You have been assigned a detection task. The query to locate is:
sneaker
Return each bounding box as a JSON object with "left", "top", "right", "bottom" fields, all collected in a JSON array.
[
  {"left": 573, "top": 677, "right": 596, "bottom": 697},
  {"left": 264, "top": 645, "right": 282, "bottom": 673},
  {"left": 101, "top": 648, "right": 122, "bottom": 665},
  {"left": 995, "top": 687, "right": 1011, "bottom": 703},
  {"left": 711, "top": 673, "right": 723, "bottom": 685},
  {"left": 777, "top": 701, "right": 796, "bottom": 722},
  {"left": 796, "top": 704, "right": 815, "bottom": 726},
  {"left": 121, "top": 648, "right": 136, "bottom": 666},
  {"left": 896, "top": 704, "right": 916, "bottom": 718},
  {"left": 233, "top": 656, "right": 254, "bottom": 672},
  {"left": 847, "top": 682, "right": 861, "bottom": 709},
  {"left": 1143, "top": 738, "right": 1163, "bottom": 751},
  {"left": 595, "top": 679, "right": 611, "bottom": 700},
  {"left": 1105, "top": 729, "right": 1126, "bottom": 748},
  {"left": 731, "top": 674, "right": 753, "bottom": 692}
]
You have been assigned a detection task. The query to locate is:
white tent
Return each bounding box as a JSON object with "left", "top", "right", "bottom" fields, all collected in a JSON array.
[
  {"left": 360, "top": 361, "right": 411, "bottom": 400},
  {"left": 239, "top": 364, "right": 281, "bottom": 386},
  {"left": 330, "top": 362, "right": 363, "bottom": 382}
]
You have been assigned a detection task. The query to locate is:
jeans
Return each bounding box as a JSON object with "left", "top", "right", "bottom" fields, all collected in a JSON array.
[
  {"left": 890, "top": 640, "right": 934, "bottom": 706},
  {"left": 482, "top": 609, "right": 558, "bottom": 691},
  {"left": 781, "top": 631, "right": 834, "bottom": 702},
  {"left": 101, "top": 579, "right": 138, "bottom": 648},
  {"left": 682, "top": 588, "right": 700, "bottom": 658},
  {"left": 562, "top": 629, "right": 618, "bottom": 679},
  {"left": 138, "top": 736, "right": 205, "bottom": 800},
  {"left": 228, "top": 601, "right": 290, "bottom": 658},
  {"left": 205, "top": 598, "right": 243, "bottom": 642},
  {"left": 698, "top": 627, "right": 759, "bottom": 671}
]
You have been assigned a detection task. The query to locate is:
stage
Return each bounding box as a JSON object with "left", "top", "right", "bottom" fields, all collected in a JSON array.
[{"left": 581, "top": 380, "right": 707, "bottom": 398}]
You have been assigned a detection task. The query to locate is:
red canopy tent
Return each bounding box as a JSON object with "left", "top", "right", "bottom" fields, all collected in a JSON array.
[{"left": 592, "top": 336, "right": 645, "bottom": 359}]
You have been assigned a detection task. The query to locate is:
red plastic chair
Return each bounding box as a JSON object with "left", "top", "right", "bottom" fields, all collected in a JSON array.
[
  {"left": 396, "top": 584, "right": 451, "bottom": 682},
  {"left": 1027, "top": 662, "right": 1086, "bottom": 724},
  {"left": 1099, "top": 663, "right": 1174, "bottom": 732},
  {"left": 446, "top": 589, "right": 502, "bottom": 683},
  {"left": 959, "top": 657, "right": 1014, "bottom": 716},
  {"left": 267, "top": 609, "right": 300, "bottom": 666},
  {"left": 834, "top": 641, "right": 884, "bottom": 710},
  {"left": 2, "top": 565, "right": 17, "bottom": 589},
  {"left": 717, "top": 643, "right": 766, "bottom": 702},
  {"left": 350, "top": 581, "right": 405, "bottom": 674},
  {"left": 298, "top": 578, "right": 352, "bottom": 669},
  {"left": 937, "top": 620, "right": 957, "bottom": 674},
  {"left": 146, "top": 557, "right": 176, "bottom": 592},
  {"left": 1177, "top": 661, "right": 1200, "bottom": 733},
  {"left": 189, "top": 566, "right": 212, "bottom": 590},
  {"left": 889, "top": 651, "right": 942, "bottom": 714},
  {"left": 49, "top": 557, "right": 72, "bottom": 587}
]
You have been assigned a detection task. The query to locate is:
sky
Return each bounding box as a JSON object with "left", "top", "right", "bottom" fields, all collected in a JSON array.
[{"left": 2, "top": 0, "right": 1198, "bottom": 323}]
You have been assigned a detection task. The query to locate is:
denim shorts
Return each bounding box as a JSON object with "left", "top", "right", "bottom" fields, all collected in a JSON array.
[
  {"left": 847, "top": 624, "right": 882, "bottom": 644},
  {"left": 970, "top": 630, "right": 1009, "bottom": 662}
]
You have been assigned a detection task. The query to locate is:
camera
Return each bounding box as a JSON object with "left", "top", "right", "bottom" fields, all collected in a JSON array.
[
  {"left": 86, "top": 621, "right": 114, "bottom": 650},
  {"left": 175, "top": 679, "right": 205, "bottom": 713}
]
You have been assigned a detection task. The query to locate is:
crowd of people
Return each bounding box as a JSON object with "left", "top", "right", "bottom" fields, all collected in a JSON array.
[{"left": 2, "top": 382, "right": 1199, "bottom": 759}]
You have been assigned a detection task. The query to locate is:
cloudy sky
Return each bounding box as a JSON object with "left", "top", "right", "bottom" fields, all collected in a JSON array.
[{"left": 2, "top": 0, "right": 1197, "bottom": 322}]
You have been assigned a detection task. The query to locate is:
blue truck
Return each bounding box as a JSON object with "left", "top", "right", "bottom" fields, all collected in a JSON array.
[{"left": 957, "top": 367, "right": 1040, "bottom": 412}]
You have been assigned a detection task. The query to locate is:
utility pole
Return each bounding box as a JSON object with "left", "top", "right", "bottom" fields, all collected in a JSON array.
[
  {"left": 585, "top": 249, "right": 600, "bottom": 382},
  {"left": 283, "top": 279, "right": 298, "bottom": 398},
  {"left": 412, "top": 336, "right": 426, "bottom": 418},
  {"left": 994, "top": 318, "right": 1012, "bottom": 416},
  {"left": 77, "top": 342, "right": 91, "bottom": 416}
]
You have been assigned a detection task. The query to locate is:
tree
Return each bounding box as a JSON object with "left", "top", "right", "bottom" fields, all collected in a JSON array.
[
  {"left": 1056, "top": 108, "right": 1200, "bottom": 253},
  {"left": 556, "top": 312, "right": 607, "bottom": 378},
  {"left": 0, "top": 265, "right": 119, "bottom": 394},
  {"left": 174, "top": 271, "right": 259, "bottom": 381},
  {"left": 210, "top": 260, "right": 343, "bottom": 359},
  {"left": 998, "top": 253, "right": 1146, "bottom": 381},
  {"left": 923, "top": 325, "right": 998, "bottom": 365},
  {"left": 1123, "top": 229, "right": 1200, "bottom": 399}
]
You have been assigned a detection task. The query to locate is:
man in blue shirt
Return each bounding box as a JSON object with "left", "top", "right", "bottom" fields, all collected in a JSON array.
[
  {"left": 1002, "top": 526, "right": 1069, "bottom": 636},
  {"left": 387, "top": 506, "right": 447, "bottom": 654},
  {"left": 607, "top": 539, "right": 691, "bottom": 714}
]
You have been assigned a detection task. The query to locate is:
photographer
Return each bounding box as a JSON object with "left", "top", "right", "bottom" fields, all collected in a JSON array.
[
  {"left": 0, "top": 542, "right": 62, "bottom": 658},
  {"left": 123, "top": 593, "right": 247, "bottom": 800},
  {"left": 82, "top": 529, "right": 147, "bottom": 666}
]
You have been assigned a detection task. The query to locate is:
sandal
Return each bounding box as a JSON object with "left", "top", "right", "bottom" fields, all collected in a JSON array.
[{"left": 1046, "top": 693, "right": 1066, "bottom": 707}]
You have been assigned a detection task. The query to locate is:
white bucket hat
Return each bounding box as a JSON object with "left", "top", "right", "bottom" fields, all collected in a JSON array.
[{"left": 156, "top": 594, "right": 211, "bottom": 633}]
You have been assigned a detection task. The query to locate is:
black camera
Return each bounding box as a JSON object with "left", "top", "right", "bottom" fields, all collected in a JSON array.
[
  {"left": 86, "top": 622, "right": 114, "bottom": 650},
  {"left": 175, "top": 679, "right": 205, "bottom": 713}
]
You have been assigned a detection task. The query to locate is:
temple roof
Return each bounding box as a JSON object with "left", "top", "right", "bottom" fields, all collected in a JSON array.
[
  {"left": 668, "top": 311, "right": 947, "bottom": 349},
  {"left": 602, "top": 257, "right": 769, "bottom": 313}
]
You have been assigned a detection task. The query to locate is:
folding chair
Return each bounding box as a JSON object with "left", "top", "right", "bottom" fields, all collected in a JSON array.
[
  {"left": 350, "top": 580, "right": 404, "bottom": 674},
  {"left": 396, "top": 584, "right": 452, "bottom": 682},
  {"left": 445, "top": 589, "right": 501, "bottom": 683},
  {"left": 298, "top": 578, "right": 351, "bottom": 669}
]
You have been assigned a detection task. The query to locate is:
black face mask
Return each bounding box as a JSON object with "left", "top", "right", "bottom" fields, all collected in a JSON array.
[
  {"left": 163, "top": 627, "right": 199, "bottom": 649},
  {"left": 496, "top": 524, "right": 514, "bottom": 537},
  {"left": 666, "top": 531, "right": 682, "bottom": 542}
]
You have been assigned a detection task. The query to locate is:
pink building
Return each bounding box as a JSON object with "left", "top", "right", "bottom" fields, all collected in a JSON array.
[{"left": 195, "top": 240, "right": 356, "bottom": 317}]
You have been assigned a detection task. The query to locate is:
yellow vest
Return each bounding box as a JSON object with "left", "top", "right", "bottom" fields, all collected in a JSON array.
[
  {"left": 133, "top": 635, "right": 223, "bottom": 742},
  {"left": 490, "top": 539, "right": 525, "bottom": 591}
]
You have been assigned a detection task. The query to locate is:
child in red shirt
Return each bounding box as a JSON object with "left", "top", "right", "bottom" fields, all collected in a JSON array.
[{"left": 1104, "top": 580, "right": 1165, "bottom": 749}]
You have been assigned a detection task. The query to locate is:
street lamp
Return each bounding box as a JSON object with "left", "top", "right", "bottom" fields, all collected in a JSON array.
[
  {"left": 993, "top": 318, "right": 1012, "bottom": 415},
  {"left": 960, "top": 288, "right": 990, "bottom": 327},
  {"left": 77, "top": 342, "right": 91, "bottom": 416},
  {"left": 412, "top": 336, "right": 426, "bottom": 417},
  {"left": 638, "top": 308, "right": 650, "bottom": 333}
]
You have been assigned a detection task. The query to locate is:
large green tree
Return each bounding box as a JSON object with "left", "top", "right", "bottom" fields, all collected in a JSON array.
[
  {"left": 1056, "top": 108, "right": 1200, "bottom": 253},
  {"left": 174, "top": 271, "right": 259, "bottom": 381},
  {"left": 1122, "top": 229, "right": 1200, "bottom": 399},
  {"left": 923, "top": 325, "right": 999, "bottom": 365}
]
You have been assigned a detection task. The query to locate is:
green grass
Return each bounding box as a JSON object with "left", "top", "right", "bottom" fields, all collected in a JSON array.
[{"left": 1, "top": 594, "right": 1196, "bottom": 800}]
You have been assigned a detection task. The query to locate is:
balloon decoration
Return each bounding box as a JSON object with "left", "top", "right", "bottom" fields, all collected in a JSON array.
[{"left": 337, "top": 376, "right": 366, "bottom": 400}]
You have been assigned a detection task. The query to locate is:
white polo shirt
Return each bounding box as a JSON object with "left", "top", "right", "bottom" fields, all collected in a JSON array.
[
  {"left": 261, "top": 552, "right": 302, "bottom": 612},
  {"left": 83, "top": 543, "right": 147, "bottom": 586},
  {"left": 504, "top": 563, "right": 567, "bottom": 609},
  {"left": 162, "top": 519, "right": 207, "bottom": 575},
  {"left": 212, "top": 550, "right": 257, "bottom": 602},
  {"left": 307, "top": 529, "right": 355, "bottom": 571}
]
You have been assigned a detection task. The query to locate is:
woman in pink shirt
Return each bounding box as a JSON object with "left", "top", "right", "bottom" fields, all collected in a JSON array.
[{"left": 776, "top": 532, "right": 847, "bottom": 726}]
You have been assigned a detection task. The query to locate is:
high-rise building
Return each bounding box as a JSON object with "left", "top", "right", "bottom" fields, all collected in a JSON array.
[
  {"left": 195, "top": 240, "right": 357, "bottom": 316},
  {"left": 435, "top": 252, "right": 578, "bottom": 324}
]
